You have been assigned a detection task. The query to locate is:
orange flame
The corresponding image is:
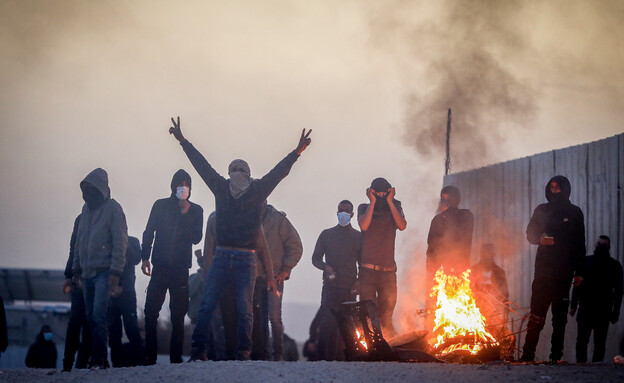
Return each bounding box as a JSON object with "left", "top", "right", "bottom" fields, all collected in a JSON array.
[
  {"left": 355, "top": 330, "right": 368, "bottom": 350},
  {"left": 429, "top": 267, "right": 498, "bottom": 355}
]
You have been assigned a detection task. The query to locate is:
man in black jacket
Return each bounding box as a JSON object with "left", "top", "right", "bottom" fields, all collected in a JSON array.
[
  {"left": 570, "top": 235, "right": 623, "bottom": 363},
  {"left": 312, "top": 200, "right": 362, "bottom": 360},
  {"left": 521, "top": 175, "right": 585, "bottom": 362},
  {"left": 141, "top": 169, "right": 204, "bottom": 364},
  {"left": 168, "top": 117, "right": 311, "bottom": 361}
]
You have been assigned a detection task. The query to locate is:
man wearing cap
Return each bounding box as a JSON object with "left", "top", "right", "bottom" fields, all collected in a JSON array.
[{"left": 357, "top": 178, "right": 407, "bottom": 338}]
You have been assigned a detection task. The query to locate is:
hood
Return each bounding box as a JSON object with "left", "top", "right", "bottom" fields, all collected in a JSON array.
[
  {"left": 171, "top": 169, "right": 192, "bottom": 197},
  {"left": 441, "top": 185, "right": 461, "bottom": 208},
  {"left": 80, "top": 168, "right": 110, "bottom": 200},
  {"left": 545, "top": 175, "right": 571, "bottom": 203}
]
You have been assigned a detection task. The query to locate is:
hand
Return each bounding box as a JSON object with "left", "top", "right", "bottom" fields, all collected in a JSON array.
[
  {"left": 179, "top": 199, "right": 190, "bottom": 214},
  {"left": 569, "top": 307, "right": 577, "bottom": 317},
  {"left": 387, "top": 187, "right": 396, "bottom": 202},
  {"left": 73, "top": 275, "right": 82, "bottom": 289},
  {"left": 267, "top": 278, "right": 279, "bottom": 295},
  {"left": 141, "top": 260, "right": 152, "bottom": 276},
  {"left": 168, "top": 116, "right": 185, "bottom": 142},
  {"left": 573, "top": 276, "right": 583, "bottom": 287},
  {"left": 62, "top": 278, "right": 72, "bottom": 294},
  {"left": 108, "top": 274, "right": 121, "bottom": 297},
  {"left": 275, "top": 271, "right": 289, "bottom": 287},
  {"left": 295, "top": 128, "right": 312, "bottom": 155},
  {"left": 324, "top": 266, "right": 336, "bottom": 281},
  {"left": 194, "top": 249, "right": 202, "bottom": 259},
  {"left": 366, "top": 188, "right": 377, "bottom": 204},
  {"left": 351, "top": 280, "right": 360, "bottom": 296},
  {"left": 540, "top": 233, "right": 555, "bottom": 246}
]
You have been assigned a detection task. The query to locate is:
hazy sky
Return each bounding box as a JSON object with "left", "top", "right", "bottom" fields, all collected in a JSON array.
[{"left": 1, "top": 0, "right": 622, "bottom": 335}]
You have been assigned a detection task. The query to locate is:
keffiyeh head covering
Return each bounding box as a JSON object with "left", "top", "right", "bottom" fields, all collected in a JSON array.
[{"left": 228, "top": 159, "right": 252, "bottom": 199}]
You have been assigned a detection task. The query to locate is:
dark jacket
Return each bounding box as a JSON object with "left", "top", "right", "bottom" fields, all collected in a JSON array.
[
  {"left": 73, "top": 168, "right": 128, "bottom": 278},
  {"left": 25, "top": 330, "right": 57, "bottom": 368},
  {"left": 571, "top": 250, "right": 623, "bottom": 318},
  {"left": 64, "top": 214, "right": 81, "bottom": 279},
  {"left": 526, "top": 175, "right": 586, "bottom": 285},
  {"left": 181, "top": 140, "right": 299, "bottom": 249},
  {"left": 142, "top": 169, "right": 204, "bottom": 270},
  {"left": 312, "top": 224, "right": 363, "bottom": 289},
  {"left": 426, "top": 207, "right": 474, "bottom": 273}
]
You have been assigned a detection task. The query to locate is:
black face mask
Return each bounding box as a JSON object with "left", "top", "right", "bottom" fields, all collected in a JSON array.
[
  {"left": 594, "top": 244, "right": 610, "bottom": 256},
  {"left": 82, "top": 186, "right": 104, "bottom": 210}
]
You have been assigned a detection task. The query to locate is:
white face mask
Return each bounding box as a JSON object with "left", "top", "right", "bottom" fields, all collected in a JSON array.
[
  {"left": 337, "top": 212, "right": 351, "bottom": 226},
  {"left": 176, "top": 186, "right": 189, "bottom": 200}
]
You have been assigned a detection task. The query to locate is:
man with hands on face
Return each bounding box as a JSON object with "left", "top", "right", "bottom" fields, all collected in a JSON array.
[
  {"left": 357, "top": 178, "right": 407, "bottom": 338},
  {"left": 141, "top": 169, "right": 204, "bottom": 365},
  {"left": 167, "top": 116, "right": 311, "bottom": 361}
]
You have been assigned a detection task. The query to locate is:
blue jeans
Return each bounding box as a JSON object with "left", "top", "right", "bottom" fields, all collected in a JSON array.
[
  {"left": 192, "top": 249, "right": 257, "bottom": 360},
  {"left": 82, "top": 270, "right": 110, "bottom": 365}
]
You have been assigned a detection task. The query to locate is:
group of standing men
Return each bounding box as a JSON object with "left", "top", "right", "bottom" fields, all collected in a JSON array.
[{"left": 59, "top": 116, "right": 621, "bottom": 369}]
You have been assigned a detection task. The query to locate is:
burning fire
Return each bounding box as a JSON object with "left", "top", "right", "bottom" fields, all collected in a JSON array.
[
  {"left": 355, "top": 330, "right": 368, "bottom": 350},
  {"left": 429, "top": 267, "right": 498, "bottom": 355}
]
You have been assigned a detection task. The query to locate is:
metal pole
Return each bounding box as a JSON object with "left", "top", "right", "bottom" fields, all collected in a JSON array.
[{"left": 445, "top": 108, "right": 452, "bottom": 175}]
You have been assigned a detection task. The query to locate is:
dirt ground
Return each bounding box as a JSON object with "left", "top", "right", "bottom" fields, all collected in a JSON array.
[{"left": 2, "top": 361, "right": 623, "bottom": 383}]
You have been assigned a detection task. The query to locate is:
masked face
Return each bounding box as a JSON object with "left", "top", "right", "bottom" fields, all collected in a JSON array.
[
  {"left": 43, "top": 332, "right": 53, "bottom": 342},
  {"left": 176, "top": 185, "right": 189, "bottom": 200},
  {"left": 337, "top": 212, "right": 351, "bottom": 226},
  {"left": 81, "top": 185, "right": 104, "bottom": 210}
]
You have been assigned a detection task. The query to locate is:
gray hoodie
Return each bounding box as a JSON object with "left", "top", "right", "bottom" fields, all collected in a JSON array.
[{"left": 72, "top": 168, "right": 128, "bottom": 279}]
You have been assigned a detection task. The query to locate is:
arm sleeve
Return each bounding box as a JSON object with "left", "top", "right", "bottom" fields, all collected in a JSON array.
[
  {"left": 181, "top": 141, "right": 226, "bottom": 194},
  {"left": 255, "top": 151, "right": 299, "bottom": 201},
  {"left": 64, "top": 215, "right": 81, "bottom": 279},
  {"left": 182, "top": 205, "right": 204, "bottom": 245},
  {"left": 279, "top": 217, "right": 303, "bottom": 275},
  {"left": 141, "top": 202, "right": 158, "bottom": 261},
  {"left": 202, "top": 214, "right": 217, "bottom": 270},
  {"left": 573, "top": 209, "right": 586, "bottom": 277},
  {"left": 311, "top": 232, "right": 327, "bottom": 271},
  {"left": 109, "top": 203, "right": 128, "bottom": 277},
  {"left": 526, "top": 206, "right": 544, "bottom": 245}
]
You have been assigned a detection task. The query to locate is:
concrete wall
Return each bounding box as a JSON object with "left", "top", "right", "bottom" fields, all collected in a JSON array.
[{"left": 443, "top": 133, "right": 623, "bottom": 362}]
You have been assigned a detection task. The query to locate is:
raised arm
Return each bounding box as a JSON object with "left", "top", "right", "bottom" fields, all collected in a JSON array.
[
  {"left": 357, "top": 190, "right": 376, "bottom": 231},
  {"left": 387, "top": 189, "right": 407, "bottom": 231},
  {"left": 169, "top": 116, "right": 226, "bottom": 193}
]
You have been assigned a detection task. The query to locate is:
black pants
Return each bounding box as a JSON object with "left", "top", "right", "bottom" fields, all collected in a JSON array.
[
  {"left": 359, "top": 268, "right": 397, "bottom": 337},
  {"left": 144, "top": 267, "right": 189, "bottom": 364},
  {"left": 251, "top": 277, "right": 269, "bottom": 360},
  {"left": 522, "top": 279, "right": 570, "bottom": 361},
  {"left": 109, "top": 275, "right": 144, "bottom": 367},
  {"left": 317, "top": 285, "right": 355, "bottom": 361},
  {"left": 575, "top": 307, "right": 610, "bottom": 363},
  {"left": 62, "top": 284, "right": 91, "bottom": 370}
]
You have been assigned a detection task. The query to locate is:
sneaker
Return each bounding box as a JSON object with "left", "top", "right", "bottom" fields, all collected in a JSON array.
[
  {"left": 188, "top": 347, "right": 208, "bottom": 362},
  {"left": 89, "top": 360, "right": 110, "bottom": 370},
  {"left": 519, "top": 353, "right": 535, "bottom": 362}
]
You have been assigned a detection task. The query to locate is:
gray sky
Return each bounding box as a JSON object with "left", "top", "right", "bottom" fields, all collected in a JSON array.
[{"left": 1, "top": 0, "right": 622, "bottom": 336}]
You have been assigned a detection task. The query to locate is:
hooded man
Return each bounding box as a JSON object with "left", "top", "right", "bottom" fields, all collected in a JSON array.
[
  {"left": 521, "top": 175, "right": 586, "bottom": 362},
  {"left": 426, "top": 185, "right": 474, "bottom": 273},
  {"left": 72, "top": 168, "right": 128, "bottom": 369},
  {"left": 357, "top": 178, "right": 407, "bottom": 338},
  {"left": 570, "top": 235, "right": 623, "bottom": 363},
  {"left": 141, "top": 169, "right": 204, "bottom": 364},
  {"left": 168, "top": 116, "right": 311, "bottom": 361},
  {"left": 25, "top": 325, "right": 57, "bottom": 368}
]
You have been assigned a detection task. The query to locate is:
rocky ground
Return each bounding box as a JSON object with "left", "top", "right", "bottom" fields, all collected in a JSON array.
[{"left": 2, "top": 360, "right": 623, "bottom": 383}]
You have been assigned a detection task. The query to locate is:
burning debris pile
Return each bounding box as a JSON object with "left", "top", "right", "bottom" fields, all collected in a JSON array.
[{"left": 428, "top": 267, "right": 502, "bottom": 361}]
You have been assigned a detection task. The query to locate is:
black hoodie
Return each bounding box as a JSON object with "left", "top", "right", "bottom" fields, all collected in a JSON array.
[
  {"left": 142, "top": 169, "right": 204, "bottom": 270},
  {"left": 526, "top": 175, "right": 586, "bottom": 289}
]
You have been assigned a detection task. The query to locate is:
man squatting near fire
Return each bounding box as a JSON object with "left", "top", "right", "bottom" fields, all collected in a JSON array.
[
  {"left": 141, "top": 170, "right": 204, "bottom": 365},
  {"left": 72, "top": 168, "right": 128, "bottom": 369},
  {"left": 357, "top": 178, "right": 407, "bottom": 338},
  {"left": 312, "top": 200, "right": 363, "bottom": 360},
  {"left": 167, "top": 116, "right": 312, "bottom": 361},
  {"left": 570, "top": 235, "right": 623, "bottom": 363},
  {"left": 521, "top": 175, "right": 586, "bottom": 362}
]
